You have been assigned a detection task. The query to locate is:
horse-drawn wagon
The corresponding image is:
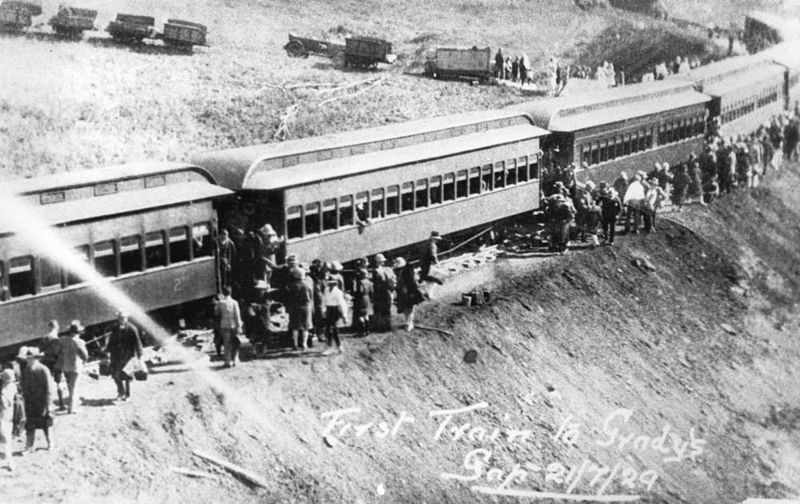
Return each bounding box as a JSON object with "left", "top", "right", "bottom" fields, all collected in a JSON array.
[{"left": 0, "top": 0, "right": 40, "bottom": 32}]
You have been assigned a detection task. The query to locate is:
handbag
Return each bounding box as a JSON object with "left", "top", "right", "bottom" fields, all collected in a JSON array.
[{"left": 123, "top": 357, "right": 147, "bottom": 380}]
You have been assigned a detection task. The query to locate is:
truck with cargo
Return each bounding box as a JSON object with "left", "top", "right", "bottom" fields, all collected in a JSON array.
[
  {"left": 424, "top": 46, "right": 493, "bottom": 81},
  {"left": 343, "top": 36, "right": 396, "bottom": 68},
  {"left": 0, "top": 0, "right": 40, "bottom": 31},
  {"left": 49, "top": 6, "right": 97, "bottom": 38}
]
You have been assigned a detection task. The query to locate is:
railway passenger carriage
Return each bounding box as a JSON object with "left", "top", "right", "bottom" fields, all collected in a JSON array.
[
  {"left": 195, "top": 111, "right": 548, "bottom": 264},
  {"left": 758, "top": 41, "right": 800, "bottom": 110},
  {"left": 672, "top": 56, "right": 785, "bottom": 139},
  {"left": 512, "top": 81, "right": 711, "bottom": 184},
  {"left": 0, "top": 163, "right": 231, "bottom": 349}
]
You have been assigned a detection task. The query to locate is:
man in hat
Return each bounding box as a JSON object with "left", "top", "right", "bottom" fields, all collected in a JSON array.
[
  {"left": 39, "top": 320, "right": 64, "bottom": 409},
  {"left": 218, "top": 229, "right": 236, "bottom": 290},
  {"left": 16, "top": 347, "right": 54, "bottom": 452},
  {"left": 286, "top": 266, "right": 313, "bottom": 351},
  {"left": 371, "top": 254, "right": 396, "bottom": 332},
  {"left": 420, "top": 232, "right": 444, "bottom": 296},
  {"left": 55, "top": 321, "right": 88, "bottom": 414},
  {"left": 598, "top": 186, "right": 622, "bottom": 245},
  {"left": 106, "top": 312, "right": 143, "bottom": 400},
  {"left": 215, "top": 288, "right": 243, "bottom": 366},
  {"left": 258, "top": 223, "right": 284, "bottom": 291}
]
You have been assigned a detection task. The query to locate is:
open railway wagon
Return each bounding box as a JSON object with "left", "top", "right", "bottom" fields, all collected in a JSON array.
[
  {"left": 670, "top": 54, "right": 786, "bottom": 140},
  {"left": 511, "top": 80, "right": 711, "bottom": 185},
  {"left": 106, "top": 13, "right": 155, "bottom": 43},
  {"left": 0, "top": 0, "right": 40, "bottom": 31},
  {"left": 344, "top": 36, "right": 396, "bottom": 68},
  {"left": 0, "top": 163, "right": 232, "bottom": 355},
  {"left": 192, "top": 109, "right": 547, "bottom": 271},
  {"left": 48, "top": 6, "right": 97, "bottom": 39},
  {"left": 284, "top": 32, "right": 345, "bottom": 58}
]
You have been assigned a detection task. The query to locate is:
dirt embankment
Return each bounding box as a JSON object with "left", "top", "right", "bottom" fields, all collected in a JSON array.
[{"left": 4, "top": 169, "right": 800, "bottom": 504}]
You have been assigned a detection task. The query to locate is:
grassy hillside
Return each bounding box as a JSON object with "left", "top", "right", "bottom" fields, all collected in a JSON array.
[{"left": 0, "top": 0, "right": 757, "bottom": 178}]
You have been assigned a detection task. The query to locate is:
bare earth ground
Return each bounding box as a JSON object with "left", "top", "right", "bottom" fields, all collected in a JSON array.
[{"left": 2, "top": 1, "right": 800, "bottom": 503}]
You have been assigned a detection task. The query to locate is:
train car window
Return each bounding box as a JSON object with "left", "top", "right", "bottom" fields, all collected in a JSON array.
[
  {"left": 317, "top": 149, "right": 333, "bottom": 162},
  {"left": 282, "top": 155, "right": 299, "bottom": 168},
  {"left": 443, "top": 173, "right": 456, "bottom": 201},
  {"left": 456, "top": 171, "right": 468, "bottom": 198},
  {"left": 415, "top": 180, "right": 429, "bottom": 208},
  {"left": 386, "top": 186, "right": 400, "bottom": 216},
  {"left": 144, "top": 175, "right": 165, "bottom": 188},
  {"left": 39, "top": 257, "right": 61, "bottom": 293},
  {"left": 381, "top": 140, "right": 394, "bottom": 151},
  {"left": 492, "top": 162, "right": 504, "bottom": 189},
  {"left": 401, "top": 182, "right": 414, "bottom": 212},
  {"left": 9, "top": 256, "right": 34, "bottom": 297},
  {"left": 516, "top": 158, "right": 528, "bottom": 183},
  {"left": 94, "top": 241, "right": 117, "bottom": 277},
  {"left": 623, "top": 135, "right": 631, "bottom": 156},
  {"left": 305, "top": 203, "right": 321, "bottom": 236},
  {"left": 323, "top": 199, "right": 338, "bottom": 230},
  {"left": 430, "top": 176, "right": 443, "bottom": 205},
  {"left": 506, "top": 159, "right": 517, "bottom": 185},
  {"left": 599, "top": 141, "right": 608, "bottom": 163},
  {"left": 287, "top": 206, "right": 303, "bottom": 239},
  {"left": 0, "top": 262, "right": 5, "bottom": 302},
  {"left": 481, "top": 165, "right": 493, "bottom": 192},
  {"left": 120, "top": 235, "right": 142, "bottom": 274},
  {"left": 617, "top": 137, "right": 625, "bottom": 158},
  {"left": 350, "top": 144, "right": 365, "bottom": 156},
  {"left": 145, "top": 232, "right": 166, "bottom": 268},
  {"left": 591, "top": 143, "right": 600, "bottom": 165},
  {"left": 530, "top": 160, "right": 539, "bottom": 180},
  {"left": 193, "top": 223, "right": 214, "bottom": 258},
  {"left": 581, "top": 146, "right": 590, "bottom": 167},
  {"left": 94, "top": 182, "right": 118, "bottom": 196},
  {"left": 468, "top": 167, "right": 481, "bottom": 195},
  {"left": 41, "top": 191, "right": 65, "bottom": 205},
  {"left": 338, "top": 197, "right": 354, "bottom": 227},
  {"left": 169, "top": 227, "right": 190, "bottom": 264},
  {"left": 66, "top": 246, "right": 89, "bottom": 285},
  {"left": 645, "top": 131, "right": 653, "bottom": 150},
  {"left": 370, "top": 190, "right": 384, "bottom": 219}
]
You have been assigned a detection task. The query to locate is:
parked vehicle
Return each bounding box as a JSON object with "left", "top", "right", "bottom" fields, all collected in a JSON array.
[
  {"left": 284, "top": 32, "right": 344, "bottom": 58},
  {"left": 106, "top": 13, "right": 155, "bottom": 43},
  {"left": 162, "top": 18, "right": 207, "bottom": 48},
  {"left": 424, "top": 47, "right": 493, "bottom": 81},
  {"left": 48, "top": 6, "right": 97, "bottom": 39},
  {"left": 0, "top": 0, "right": 40, "bottom": 31},
  {"left": 344, "top": 36, "right": 396, "bottom": 68}
]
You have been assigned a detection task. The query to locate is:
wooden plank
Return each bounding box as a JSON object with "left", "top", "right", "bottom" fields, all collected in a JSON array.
[
  {"left": 192, "top": 450, "right": 269, "bottom": 488},
  {"left": 170, "top": 466, "right": 220, "bottom": 481}
]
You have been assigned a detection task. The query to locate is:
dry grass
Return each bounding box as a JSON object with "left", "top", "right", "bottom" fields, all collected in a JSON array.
[{"left": 0, "top": 0, "right": 785, "bottom": 178}]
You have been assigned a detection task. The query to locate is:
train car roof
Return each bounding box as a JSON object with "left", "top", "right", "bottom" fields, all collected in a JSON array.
[
  {"left": 671, "top": 55, "right": 785, "bottom": 92},
  {"left": 687, "top": 61, "right": 786, "bottom": 96},
  {"left": 1, "top": 182, "right": 232, "bottom": 235},
  {"left": 511, "top": 80, "right": 709, "bottom": 132},
  {"left": 8, "top": 162, "right": 216, "bottom": 195},
  {"left": 192, "top": 108, "right": 535, "bottom": 190},
  {"left": 244, "top": 124, "right": 549, "bottom": 190},
  {"left": 758, "top": 41, "right": 800, "bottom": 70}
]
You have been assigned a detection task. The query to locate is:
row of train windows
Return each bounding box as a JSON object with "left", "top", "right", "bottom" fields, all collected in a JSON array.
[
  {"left": 275, "top": 120, "right": 511, "bottom": 169},
  {"left": 285, "top": 156, "right": 540, "bottom": 239},
  {"left": 39, "top": 175, "right": 167, "bottom": 205},
  {"left": 580, "top": 118, "right": 704, "bottom": 167},
  {"left": 580, "top": 130, "right": 654, "bottom": 167},
  {"left": 0, "top": 223, "right": 213, "bottom": 301},
  {"left": 721, "top": 90, "right": 779, "bottom": 123}
]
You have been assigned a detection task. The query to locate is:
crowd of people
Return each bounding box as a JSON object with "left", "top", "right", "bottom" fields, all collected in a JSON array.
[
  {"left": 541, "top": 106, "right": 800, "bottom": 255},
  {"left": 210, "top": 230, "right": 446, "bottom": 367},
  {"left": 0, "top": 314, "right": 143, "bottom": 471}
]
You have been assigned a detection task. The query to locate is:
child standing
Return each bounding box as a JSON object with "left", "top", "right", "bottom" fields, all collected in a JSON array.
[{"left": 324, "top": 280, "right": 349, "bottom": 353}]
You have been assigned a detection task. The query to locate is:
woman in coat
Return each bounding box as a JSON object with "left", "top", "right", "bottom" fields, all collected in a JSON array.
[
  {"left": 0, "top": 369, "right": 16, "bottom": 471},
  {"left": 394, "top": 258, "right": 425, "bottom": 331}
]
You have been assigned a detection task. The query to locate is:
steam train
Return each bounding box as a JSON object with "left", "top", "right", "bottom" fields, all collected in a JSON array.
[{"left": 3, "top": 41, "right": 800, "bottom": 351}]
